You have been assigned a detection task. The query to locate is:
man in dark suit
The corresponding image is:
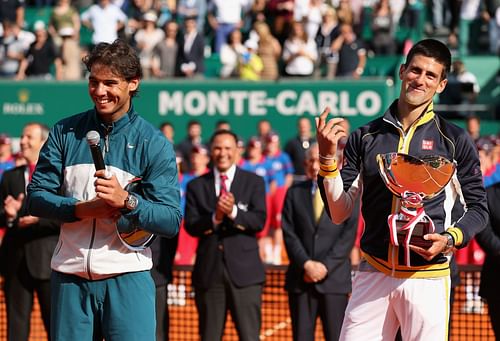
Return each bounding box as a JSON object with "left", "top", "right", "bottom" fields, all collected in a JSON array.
[
  {"left": 177, "top": 15, "right": 205, "bottom": 78},
  {"left": 0, "top": 122, "right": 59, "bottom": 341},
  {"left": 284, "top": 117, "right": 315, "bottom": 180},
  {"left": 150, "top": 235, "right": 179, "bottom": 341},
  {"left": 476, "top": 181, "right": 500, "bottom": 338},
  {"left": 184, "top": 129, "right": 266, "bottom": 341},
  {"left": 282, "top": 143, "right": 358, "bottom": 341}
]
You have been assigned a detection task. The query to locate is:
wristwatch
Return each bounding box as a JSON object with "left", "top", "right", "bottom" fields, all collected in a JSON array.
[
  {"left": 123, "top": 192, "right": 138, "bottom": 212},
  {"left": 442, "top": 232, "right": 455, "bottom": 253}
]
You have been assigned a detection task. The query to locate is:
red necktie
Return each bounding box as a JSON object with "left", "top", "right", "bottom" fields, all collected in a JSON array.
[
  {"left": 220, "top": 174, "right": 228, "bottom": 196},
  {"left": 28, "top": 163, "right": 36, "bottom": 182}
]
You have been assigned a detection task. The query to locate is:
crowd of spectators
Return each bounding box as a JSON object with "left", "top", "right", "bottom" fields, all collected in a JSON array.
[{"left": 1, "top": 0, "right": 498, "bottom": 81}]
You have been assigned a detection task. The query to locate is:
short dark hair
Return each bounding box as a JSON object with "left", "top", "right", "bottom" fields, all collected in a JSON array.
[
  {"left": 215, "top": 120, "right": 231, "bottom": 131},
  {"left": 209, "top": 129, "right": 238, "bottom": 145},
  {"left": 404, "top": 39, "right": 451, "bottom": 80},
  {"left": 83, "top": 39, "right": 142, "bottom": 97},
  {"left": 160, "top": 121, "right": 173, "bottom": 130},
  {"left": 187, "top": 120, "right": 201, "bottom": 128},
  {"left": 466, "top": 114, "right": 480, "bottom": 123}
]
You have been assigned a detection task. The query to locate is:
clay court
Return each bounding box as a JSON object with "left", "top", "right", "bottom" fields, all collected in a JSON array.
[{"left": 0, "top": 265, "right": 494, "bottom": 340}]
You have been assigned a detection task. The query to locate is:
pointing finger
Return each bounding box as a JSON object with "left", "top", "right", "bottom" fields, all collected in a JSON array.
[{"left": 316, "top": 107, "right": 331, "bottom": 130}]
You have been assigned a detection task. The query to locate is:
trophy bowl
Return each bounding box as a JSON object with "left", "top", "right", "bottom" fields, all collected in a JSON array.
[
  {"left": 376, "top": 153, "right": 456, "bottom": 201},
  {"left": 376, "top": 153, "right": 456, "bottom": 258}
]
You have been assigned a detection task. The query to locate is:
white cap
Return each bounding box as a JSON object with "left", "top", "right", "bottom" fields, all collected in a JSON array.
[
  {"left": 33, "top": 20, "right": 46, "bottom": 31},
  {"left": 143, "top": 11, "right": 158, "bottom": 22},
  {"left": 244, "top": 39, "right": 258, "bottom": 50}
]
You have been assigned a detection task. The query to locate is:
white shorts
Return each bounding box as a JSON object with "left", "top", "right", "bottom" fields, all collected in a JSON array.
[{"left": 340, "top": 270, "right": 450, "bottom": 341}]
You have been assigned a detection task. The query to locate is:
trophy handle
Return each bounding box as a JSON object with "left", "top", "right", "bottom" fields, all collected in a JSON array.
[{"left": 376, "top": 153, "right": 404, "bottom": 196}]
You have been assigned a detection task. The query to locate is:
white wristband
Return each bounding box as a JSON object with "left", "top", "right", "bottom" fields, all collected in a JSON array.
[{"left": 319, "top": 154, "right": 336, "bottom": 161}]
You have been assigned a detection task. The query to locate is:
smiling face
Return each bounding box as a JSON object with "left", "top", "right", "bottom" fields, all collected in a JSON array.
[
  {"left": 399, "top": 54, "right": 448, "bottom": 108},
  {"left": 20, "top": 124, "right": 46, "bottom": 164},
  {"left": 88, "top": 63, "right": 139, "bottom": 123},
  {"left": 211, "top": 132, "right": 238, "bottom": 172}
]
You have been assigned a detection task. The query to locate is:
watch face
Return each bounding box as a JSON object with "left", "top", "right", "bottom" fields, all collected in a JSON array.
[
  {"left": 447, "top": 235, "right": 454, "bottom": 248},
  {"left": 126, "top": 194, "right": 138, "bottom": 210}
]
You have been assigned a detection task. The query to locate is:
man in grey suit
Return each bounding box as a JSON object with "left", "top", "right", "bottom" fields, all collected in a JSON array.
[{"left": 282, "top": 143, "right": 358, "bottom": 341}]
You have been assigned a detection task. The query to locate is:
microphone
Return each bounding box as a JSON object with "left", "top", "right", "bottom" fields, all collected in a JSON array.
[{"left": 86, "top": 130, "right": 106, "bottom": 171}]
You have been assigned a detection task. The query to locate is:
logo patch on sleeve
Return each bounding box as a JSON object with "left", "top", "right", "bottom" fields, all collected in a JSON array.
[{"left": 422, "top": 139, "right": 434, "bottom": 150}]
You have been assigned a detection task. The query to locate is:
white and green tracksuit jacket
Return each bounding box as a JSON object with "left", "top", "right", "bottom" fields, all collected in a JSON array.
[{"left": 27, "top": 106, "right": 181, "bottom": 280}]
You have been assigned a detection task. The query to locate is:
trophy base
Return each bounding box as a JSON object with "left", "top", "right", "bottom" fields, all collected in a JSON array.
[{"left": 396, "top": 220, "right": 433, "bottom": 249}]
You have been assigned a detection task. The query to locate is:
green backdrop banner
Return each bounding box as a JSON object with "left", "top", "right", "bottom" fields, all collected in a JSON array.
[
  {"left": 2, "top": 79, "right": 499, "bottom": 145},
  {"left": 0, "top": 79, "right": 395, "bottom": 143}
]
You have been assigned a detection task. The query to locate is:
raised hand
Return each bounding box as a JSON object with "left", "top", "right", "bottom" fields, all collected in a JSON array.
[
  {"left": 4, "top": 193, "right": 24, "bottom": 220},
  {"left": 315, "top": 107, "right": 348, "bottom": 164}
]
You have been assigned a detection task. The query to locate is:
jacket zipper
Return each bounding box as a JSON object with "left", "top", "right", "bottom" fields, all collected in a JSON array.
[
  {"left": 86, "top": 125, "right": 112, "bottom": 280},
  {"left": 87, "top": 219, "right": 97, "bottom": 280},
  {"left": 104, "top": 125, "right": 113, "bottom": 156},
  {"left": 383, "top": 118, "right": 408, "bottom": 276}
]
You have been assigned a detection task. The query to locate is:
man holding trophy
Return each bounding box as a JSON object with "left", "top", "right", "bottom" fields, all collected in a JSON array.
[{"left": 315, "top": 39, "right": 488, "bottom": 341}]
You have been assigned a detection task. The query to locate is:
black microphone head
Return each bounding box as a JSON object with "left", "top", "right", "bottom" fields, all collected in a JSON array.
[{"left": 86, "top": 130, "right": 100, "bottom": 146}]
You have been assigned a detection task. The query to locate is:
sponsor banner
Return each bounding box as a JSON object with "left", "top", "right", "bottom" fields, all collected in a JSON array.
[{"left": 0, "top": 79, "right": 394, "bottom": 142}]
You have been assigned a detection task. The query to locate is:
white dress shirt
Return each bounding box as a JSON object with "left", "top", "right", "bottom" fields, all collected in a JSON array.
[{"left": 212, "top": 164, "right": 238, "bottom": 226}]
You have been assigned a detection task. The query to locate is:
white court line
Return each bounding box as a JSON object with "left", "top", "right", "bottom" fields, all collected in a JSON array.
[{"left": 259, "top": 317, "right": 291, "bottom": 339}]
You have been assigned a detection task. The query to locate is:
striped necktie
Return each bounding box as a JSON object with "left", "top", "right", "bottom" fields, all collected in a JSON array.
[{"left": 220, "top": 174, "right": 228, "bottom": 196}]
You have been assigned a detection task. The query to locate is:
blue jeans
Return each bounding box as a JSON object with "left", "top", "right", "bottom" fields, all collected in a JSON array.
[{"left": 214, "top": 23, "right": 237, "bottom": 54}]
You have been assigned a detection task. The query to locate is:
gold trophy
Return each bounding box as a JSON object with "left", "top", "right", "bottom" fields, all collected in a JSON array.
[{"left": 376, "top": 153, "right": 456, "bottom": 266}]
